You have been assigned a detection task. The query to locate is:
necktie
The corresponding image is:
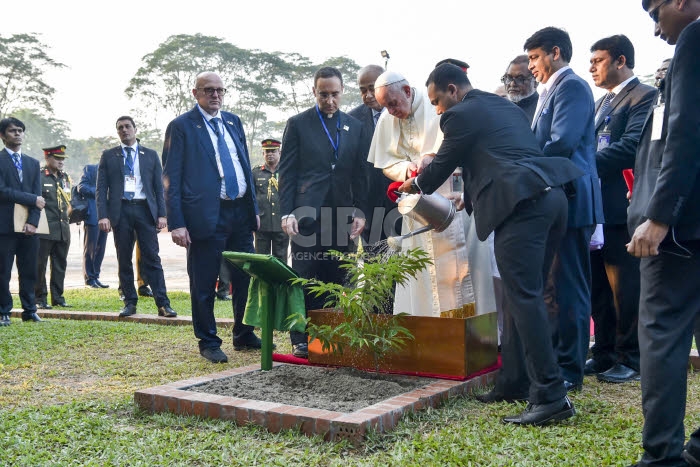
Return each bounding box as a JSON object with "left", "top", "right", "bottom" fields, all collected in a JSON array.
[
  {"left": 373, "top": 111, "right": 381, "bottom": 127},
  {"left": 124, "top": 147, "right": 134, "bottom": 200},
  {"left": 596, "top": 92, "right": 616, "bottom": 125},
  {"left": 12, "top": 153, "right": 23, "bottom": 183},
  {"left": 211, "top": 117, "right": 239, "bottom": 199}
]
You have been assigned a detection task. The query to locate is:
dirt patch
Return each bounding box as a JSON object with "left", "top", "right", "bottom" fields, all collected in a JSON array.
[{"left": 188, "top": 364, "right": 435, "bottom": 412}]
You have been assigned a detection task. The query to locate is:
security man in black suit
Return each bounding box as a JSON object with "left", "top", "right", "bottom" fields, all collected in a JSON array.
[
  {"left": 401, "top": 64, "right": 584, "bottom": 426},
  {"left": 35, "top": 145, "right": 72, "bottom": 309},
  {"left": 0, "top": 117, "right": 44, "bottom": 325},
  {"left": 585, "top": 35, "right": 657, "bottom": 384},
  {"left": 627, "top": 2, "right": 700, "bottom": 465},
  {"left": 252, "top": 138, "right": 288, "bottom": 262},
  {"left": 96, "top": 116, "right": 177, "bottom": 318},
  {"left": 279, "top": 66, "right": 369, "bottom": 358}
]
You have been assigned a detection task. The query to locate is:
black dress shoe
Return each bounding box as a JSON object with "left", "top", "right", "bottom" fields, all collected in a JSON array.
[
  {"left": 86, "top": 279, "right": 100, "bottom": 289},
  {"left": 138, "top": 286, "right": 153, "bottom": 298},
  {"left": 157, "top": 306, "right": 177, "bottom": 318},
  {"left": 597, "top": 363, "right": 640, "bottom": 384},
  {"left": 216, "top": 293, "right": 232, "bottom": 301},
  {"left": 118, "top": 304, "right": 137, "bottom": 317},
  {"left": 474, "top": 390, "right": 528, "bottom": 404},
  {"left": 234, "top": 336, "right": 276, "bottom": 351},
  {"left": 94, "top": 279, "right": 109, "bottom": 289},
  {"left": 584, "top": 358, "right": 613, "bottom": 375},
  {"left": 292, "top": 343, "right": 309, "bottom": 358},
  {"left": 0, "top": 315, "right": 10, "bottom": 326},
  {"left": 21, "top": 312, "right": 43, "bottom": 322},
  {"left": 564, "top": 380, "right": 582, "bottom": 393},
  {"left": 200, "top": 347, "right": 228, "bottom": 363},
  {"left": 37, "top": 302, "right": 52, "bottom": 310},
  {"left": 52, "top": 300, "right": 72, "bottom": 308},
  {"left": 683, "top": 444, "right": 700, "bottom": 466},
  {"left": 502, "top": 396, "right": 575, "bottom": 426}
]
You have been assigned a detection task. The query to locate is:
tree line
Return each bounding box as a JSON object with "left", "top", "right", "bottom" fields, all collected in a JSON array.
[{"left": 0, "top": 33, "right": 363, "bottom": 180}]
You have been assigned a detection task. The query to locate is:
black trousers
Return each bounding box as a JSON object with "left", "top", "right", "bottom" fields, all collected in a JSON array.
[
  {"left": 590, "top": 224, "right": 641, "bottom": 370},
  {"left": 289, "top": 211, "right": 355, "bottom": 345},
  {"left": 112, "top": 201, "right": 169, "bottom": 308},
  {"left": 254, "top": 230, "right": 289, "bottom": 264},
  {"left": 545, "top": 224, "right": 595, "bottom": 385},
  {"left": 83, "top": 223, "right": 107, "bottom": 282},
  {"left": 638, "top": 241, "right": 700, "bottom": 466},
  {"left": 493, "top": 187, "right": 568, "bottom": 405},
  {"left": 188, "top": 199, "right": 256, "bottom": 351},
  {"left": 0, "top": 233, "right": 39, "bottom": 314},
  {"left": 36, "top": 237, "right": 70, "bottom": 304}
]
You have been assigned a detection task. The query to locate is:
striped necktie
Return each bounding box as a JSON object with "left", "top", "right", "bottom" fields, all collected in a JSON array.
[
  {"left": 596, "top": 92, "right": 616, "bottom": 125},
  {"left": 211, "top": 117, "right": 239, "bottom": 199},
  {"left": 12, "top": 152, "right": 23, "bottom": 182}
]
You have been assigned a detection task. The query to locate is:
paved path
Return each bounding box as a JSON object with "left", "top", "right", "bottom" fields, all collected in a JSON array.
[{"left": 10, "top": 224, "right": 190, "bottom": 293}]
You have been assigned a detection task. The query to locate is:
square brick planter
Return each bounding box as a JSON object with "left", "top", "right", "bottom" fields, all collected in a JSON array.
[{"left": 135, "top": 363, "right": 497, "bottom": 444}]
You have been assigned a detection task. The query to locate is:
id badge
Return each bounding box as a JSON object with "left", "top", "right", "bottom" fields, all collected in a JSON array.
[
  {"left": 124, "top": 175, "right": 136, "bottom": 194},
  {"left": 651, "top": 105, "right": 665, "bottom": 141},
  {"left": 597, "top": 131, "right": 611, "bottom": 151}
]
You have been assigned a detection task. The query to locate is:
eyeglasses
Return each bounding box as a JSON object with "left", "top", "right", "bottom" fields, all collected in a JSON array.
[
  {"left": 649, "top": 0, "right": 671, "bottom": 22},
  {"left": 197, "top": 87, "right": 227, "bottom": 96},
  {"left": 501, "top": 75, "right": 532, "bottom": 85}
]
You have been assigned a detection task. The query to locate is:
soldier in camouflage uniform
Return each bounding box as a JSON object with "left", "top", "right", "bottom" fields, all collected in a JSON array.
[{"left": 35, "top": 145, "right": 72, "bottom": 309}]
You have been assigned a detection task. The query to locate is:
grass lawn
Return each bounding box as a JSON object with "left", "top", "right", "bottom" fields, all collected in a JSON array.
[{"left": 2, "top": 292, "right": 699, "bottom": 466}]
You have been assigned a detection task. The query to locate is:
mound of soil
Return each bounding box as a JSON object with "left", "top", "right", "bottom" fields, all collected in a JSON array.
[{"left": 189, "top": 364, "right": 434, "bottom": 413}]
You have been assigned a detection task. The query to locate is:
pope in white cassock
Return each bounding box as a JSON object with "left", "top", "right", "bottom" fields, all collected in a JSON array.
[{"left": 368, "top": 70, "right": 495, "bottom": 317}]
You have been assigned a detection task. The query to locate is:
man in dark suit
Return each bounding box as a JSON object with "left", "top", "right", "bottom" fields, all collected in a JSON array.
[
  {"left": 502, "top": 54, "right": 539, "bottom": 122},
  {"left": 162, "top": 72, "right": 260, "bottom": 364},
  {"left": 279, "top": 66, "right": 369, "bottom": 358},
  {"left": 96, "top": 116, "right": 177, "bottom": 319},
  {"left": 0, "top": 117, "right": 45, "bottom": 325},
  {"left": 400, "top": 64, "right": 583, "bottom": 425},
  {"left": 526, "top": 27, "right": 604, "bottom": 392},
  {"left": 348, "top": 64, "right": 397, "bottom": 247},
  {"left": 627, "top": 2, "right": 700, "bottom": 465},
  {"left": 78, "top": 164, "right": 109, "bottom": 289},
  {"left": 586, "top": 34, "right": 657, "bottom": 384}
]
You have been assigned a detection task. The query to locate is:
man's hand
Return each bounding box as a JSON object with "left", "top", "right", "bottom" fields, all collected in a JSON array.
[
  {"left": 171, "top": 227, "right": 191, "bottom": 248},
  {"left": 406, "top": 162, "right": 418, "bottom": 178},
  {"left": 282, "top": 217, "right": 298, "bottom": 236},
  {"left": 157, "top": 217, "right": 167, "bottom": 230},
  {"left": 398, "top": 177, "right": 416, "bottom": 193},
  {"left": 627, "top": 219, "right": 669, "bottom": 257},
  {"left": 35, "top": 196, "right": 45, "bottom": 209},
  {"left": 350, "top": 217, "right": 366, "bottom": 240},
  {"left": 23, "top": 223, "right": 37, "bottom": 235},
  {"left": 98, "top": 218, "right": 111, "bottom": 233},
  {"left": 418, "top": 153, "right": 435, "bottom": 173},
  {"left": 446, "top": 193, "right": 465, "bottom": 211}
]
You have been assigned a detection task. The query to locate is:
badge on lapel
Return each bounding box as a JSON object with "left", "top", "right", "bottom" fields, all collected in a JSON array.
[{"left": 343, "top": 125, "right": 349, "bottom": 132}]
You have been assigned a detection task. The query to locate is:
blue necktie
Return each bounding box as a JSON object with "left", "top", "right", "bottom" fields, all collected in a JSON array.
[
  {"left": 12, "top": 153, "right": 23, "bottom": 183},
  {"left": 211, "top": 117, "right": 239, "bottom": 199},
  {"left": 123, "top": 147, "right": 135, "bottom": 200},
  {"left": 596, "top": 92, "right": 616, "bottom": 125},
  {"left": 373, "top": 111, "right": 381, "bottom": 127}
]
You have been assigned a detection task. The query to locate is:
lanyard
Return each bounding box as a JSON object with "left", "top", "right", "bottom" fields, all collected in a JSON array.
[
  {"left": 122, "top": 145, "right": 138, "bottom": 174},
  {"left": 315, "top": 105, "right": 340, "bottom": 159}
]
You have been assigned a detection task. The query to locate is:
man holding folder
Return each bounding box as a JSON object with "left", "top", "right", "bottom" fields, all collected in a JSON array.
[{"left": 0, "top": 117, "right": 45, "bottom": 325}]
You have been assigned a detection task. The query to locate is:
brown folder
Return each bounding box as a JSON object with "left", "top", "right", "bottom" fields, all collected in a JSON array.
[{"left": 13, "top": 204, "right": 50, "bottom": 235}]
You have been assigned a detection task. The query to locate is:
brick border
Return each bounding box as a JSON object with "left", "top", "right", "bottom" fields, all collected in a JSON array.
[
  {"left": 135, "top": 363, "right": 498, "bottom": 444},
  {"left": 9, "top": 309, "right": 234, "bottom": 327}
]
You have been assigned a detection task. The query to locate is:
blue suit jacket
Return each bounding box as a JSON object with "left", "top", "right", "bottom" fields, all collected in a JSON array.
[
  {"left": 0, "top": 150, "right": 42, "bottom": 234},
  {"left": 162, "top": 106, "right": 258, "bottom": 239},
  {"left": 77, "top": 164, "right": 98, "bottom": 225},
  {"left": 532, "top": 68, "right": 604, "bottom": 228}
]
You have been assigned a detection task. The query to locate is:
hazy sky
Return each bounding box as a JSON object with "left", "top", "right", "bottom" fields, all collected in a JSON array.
[{"left": 12, "top": 0, "right": 673, "bottom": 140}]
